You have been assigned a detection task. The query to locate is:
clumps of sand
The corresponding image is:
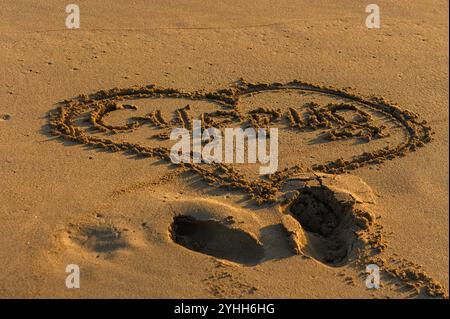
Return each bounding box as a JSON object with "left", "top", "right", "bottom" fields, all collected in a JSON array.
[
  {"left": 361, "top": 254, "right": 448, "bottom": 298},
  {"left": 247, "top": 107, "right": 282, "bottom": 129},
  {"left": 296, "top": 102, "right": 389, "bottom": 142},
  {"left": 201, "top": 109, "right": 242, "bottom": 129},
  {"left": 148, "top": 109, "right": 169, "bottom": 128}
]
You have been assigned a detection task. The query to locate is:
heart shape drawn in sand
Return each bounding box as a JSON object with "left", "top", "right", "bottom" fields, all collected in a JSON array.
[{"left": 48, "top": 80, "right": 432, "bottom": 204}]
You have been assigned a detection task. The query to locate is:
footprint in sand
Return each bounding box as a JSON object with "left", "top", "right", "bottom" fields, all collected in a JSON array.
[
  {"left": 170, "top": 215, "right": 264, "bottom": 266},
  {"left": 166, "top": 197, "right": 296, "bottom": 266},
  {"left": 165, "top": 174, "right": 378, "bottom": 268},
  {"left": 66, "top": 223, "right": 129, "bottom": 254},
  {"left": 288, "top": 186, "right": 354, "bottom": 265},
  {"left": 280, "top": 173, "right": 378, "bottom": 267}
]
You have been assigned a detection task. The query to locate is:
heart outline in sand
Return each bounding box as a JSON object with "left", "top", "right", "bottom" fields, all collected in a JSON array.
[{"left": 47, "top": 80, "right": 433, "bottom": 204}]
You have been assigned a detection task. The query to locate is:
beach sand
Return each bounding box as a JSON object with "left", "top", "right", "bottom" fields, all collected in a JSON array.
[{"left": 0, "top": 0, "right": 448, "bottom": 298}]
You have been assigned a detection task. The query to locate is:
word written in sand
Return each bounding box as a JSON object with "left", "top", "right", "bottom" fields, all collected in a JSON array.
[
  {"left": 170, "top": 120, "right": 278, "bottom": 174},
  {"left": 48, "top": 80, "right": 433, "bottom": 204}
]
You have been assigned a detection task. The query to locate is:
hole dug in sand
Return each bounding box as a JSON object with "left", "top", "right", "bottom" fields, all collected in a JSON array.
[
  {"left": 170, "top": 215, "right": 265, "bottom": 266},
  {"left": 283, "top": 174, "right": 375, "bottom": 267}
]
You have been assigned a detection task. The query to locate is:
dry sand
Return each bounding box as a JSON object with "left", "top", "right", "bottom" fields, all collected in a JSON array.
[{"left": 0, "top": 0, "right": 448, "bottom": 298}]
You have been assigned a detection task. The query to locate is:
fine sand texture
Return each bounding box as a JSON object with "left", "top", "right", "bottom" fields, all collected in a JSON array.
[{"left": 0, "top": 0, "right": 448, "bottom": 298}]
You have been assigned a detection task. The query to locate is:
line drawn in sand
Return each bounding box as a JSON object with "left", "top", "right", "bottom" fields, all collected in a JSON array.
[{"left": 46, "top": 80, "right": 446, "bottom": 298}]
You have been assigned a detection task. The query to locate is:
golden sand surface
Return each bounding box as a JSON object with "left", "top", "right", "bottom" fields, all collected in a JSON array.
[{"left": 0, "top": 0, "right": 448, "bottom": 298}]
